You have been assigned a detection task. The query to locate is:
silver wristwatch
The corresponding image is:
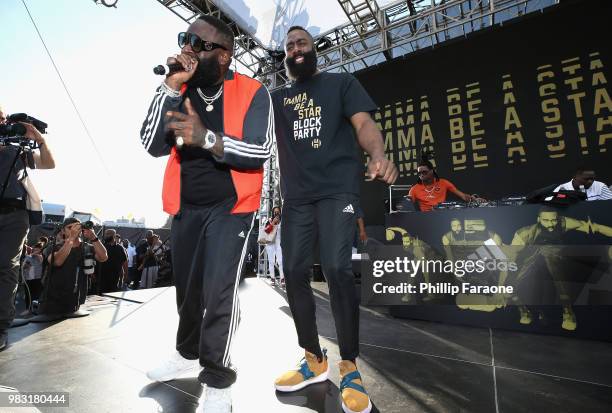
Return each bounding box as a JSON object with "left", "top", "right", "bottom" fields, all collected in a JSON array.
[{"left": 201, "top": 130, "right": 217, "bottom": 150}]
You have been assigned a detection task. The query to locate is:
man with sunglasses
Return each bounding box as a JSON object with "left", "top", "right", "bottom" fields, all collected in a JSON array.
[
  {"left": 140, "top": 15, "right": 273, "bottom": 413},
  {"left": 271, "top": 26, "right": 398, "bottom": 413},
  {"left": 409, "top": 159, "right": 480, "bottom": 212}
]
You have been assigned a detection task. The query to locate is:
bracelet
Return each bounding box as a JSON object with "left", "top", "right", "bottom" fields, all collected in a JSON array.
[{"left": 160, "top": 81, "right": 181, "bottom": 98}]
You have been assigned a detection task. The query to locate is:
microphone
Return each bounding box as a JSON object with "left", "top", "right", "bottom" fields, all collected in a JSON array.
[{"left": 153, "top": 63, "right": 184, "bottom": 75}]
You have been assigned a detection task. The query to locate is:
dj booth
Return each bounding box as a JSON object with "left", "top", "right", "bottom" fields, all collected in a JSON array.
[{"left": 363, "top": 197, "right": 612, "bottom": 341}]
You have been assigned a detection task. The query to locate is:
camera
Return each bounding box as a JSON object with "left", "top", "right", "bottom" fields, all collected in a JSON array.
[
  {"left": 0, "top": 122, "right": 27, "bottom": 138},
  {"left": 82, "top": 250, "right": 96, "bottom": 276},
  {"left": 6, "top": 113, "right": 48, "bottom": 134},
  {"left": 0, "top": 113, "right": 48, "bottom": 148},
  {"left": 0, "top": 113, "right": 47, "bottom": 138},
  {"left": 81, "top": 221, "right": 95, "bottom": 230}
]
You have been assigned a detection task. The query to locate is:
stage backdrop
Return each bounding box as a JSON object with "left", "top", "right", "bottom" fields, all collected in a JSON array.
[{"left": 355, "top": 0, "right": 612, "bottom": 225}]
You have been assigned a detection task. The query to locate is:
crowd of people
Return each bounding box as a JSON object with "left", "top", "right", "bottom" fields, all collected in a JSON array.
[{"left": 15, "top": 227, "right": 170, "bottom": 319}]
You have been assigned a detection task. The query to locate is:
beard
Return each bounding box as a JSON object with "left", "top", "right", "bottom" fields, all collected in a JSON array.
[
  {"left": 187, "top": 55, "right": 222, "bottom": 88},
  {"left": 284, "top": 50, "right": 318, "bottom": 81},
  {"left": 536, "top": 223, "right": 562, "bottom": 243}
]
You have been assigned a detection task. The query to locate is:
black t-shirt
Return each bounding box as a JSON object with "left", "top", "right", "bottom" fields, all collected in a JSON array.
[
  {"left": 272, "top": 72, "right": 377, "bottom": 201},
  {"left": 0, "top": 146, "right": 34, "bottom": 200},
  {"left": 40, "top": 242, "right": 91, "bottom": 314},
  {"left": 99, "top": 243, "right": 126, "bottom": 292},
  {"left": 179, "top": 85, "right": 236, "bottom": 207},
  {"left": 100, "top": 244, "right": 126, "bottom": 276}
]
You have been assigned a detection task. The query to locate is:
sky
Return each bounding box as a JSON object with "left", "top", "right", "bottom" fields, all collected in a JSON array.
[
  {"left": 217, "top": 0, "right": 396, "bottom": 49},
  {"left": 0, "top": 0, "right": 188, "bottom": 228}
]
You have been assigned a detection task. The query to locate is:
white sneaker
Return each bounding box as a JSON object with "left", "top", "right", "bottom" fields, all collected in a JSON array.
[
  {"left": 146, "top": 351, "right": 200, "bottom": 382},
  {"left": 196, "top": 385, "right": 232, "bottom": 413}
]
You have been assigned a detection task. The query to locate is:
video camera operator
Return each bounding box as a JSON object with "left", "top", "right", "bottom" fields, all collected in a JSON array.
[
  {"left": 38, "top": 218, "right": 108, "bottom": 318},
  {"left": 0, "top": 104, "right": 55, "bottom": 351}
]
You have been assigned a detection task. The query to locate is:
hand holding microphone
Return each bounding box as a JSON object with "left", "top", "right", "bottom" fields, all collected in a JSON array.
[{"left": 157, "top": 53, "right": 199, "bottom": 91}]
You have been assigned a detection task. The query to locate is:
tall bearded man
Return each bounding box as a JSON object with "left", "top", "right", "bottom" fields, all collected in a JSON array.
[{"left": 271, "top": 26, "right": 398, "bottom": 413}]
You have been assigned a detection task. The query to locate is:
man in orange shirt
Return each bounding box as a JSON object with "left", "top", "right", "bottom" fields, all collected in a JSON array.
[{"left": 409, "top": 160, "right": 479, "bottom": 211}]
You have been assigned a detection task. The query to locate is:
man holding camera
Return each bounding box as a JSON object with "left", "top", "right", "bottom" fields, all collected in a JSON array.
[
  {"left": 38, "top": 218, "right": 108, "bottom": 316},
  {"left": 0, "top": 104, "right": 55, "bottom": 351}
]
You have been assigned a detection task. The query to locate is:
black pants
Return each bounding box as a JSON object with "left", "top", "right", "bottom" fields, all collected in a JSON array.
[
  {"left": 39, "top": 262, "right": 87, "bottom": 315},
  {"left": 281, "top": 194, "right": 360, "bottom": 361},
  {"left": 171, "top": 197, "right": 254, "bottom": 389},
  {"left": 0, "top": 209, "right": 29, "bottom": 331},
  {"left": 25, "top": 278, "right": 42, "bottom": 308},
  {"left": 128, "top": 267, "right": 139, "bottom": 285}
]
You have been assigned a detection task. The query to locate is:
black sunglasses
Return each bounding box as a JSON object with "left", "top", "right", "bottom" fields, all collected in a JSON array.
[{"left": 178, "top": 32, "right": 227, "bottom": 53}]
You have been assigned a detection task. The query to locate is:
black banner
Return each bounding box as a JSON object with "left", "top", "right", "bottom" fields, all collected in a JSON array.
[
  {"left": 356, "top": 0, "right": 612, "bottom": 225},
  {"left": 363, "top": 201, "right": 612, "bottom": 340}
]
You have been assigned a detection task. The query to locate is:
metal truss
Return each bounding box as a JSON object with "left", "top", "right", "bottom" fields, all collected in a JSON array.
[
  {"left": 154, "top": 0, "right": 270, "bottom": 78},
  {"left": 265, "top": 0, "right": 558, "bottom": 89},
  {"left": 311, "top": 0, "right": 558, "bottom": 85},
  {"left": 155, "top": 0, "right": 557, "bottom": 90},
  {"left": 339, "top": 0, "right": 384, "bottom": 34}
]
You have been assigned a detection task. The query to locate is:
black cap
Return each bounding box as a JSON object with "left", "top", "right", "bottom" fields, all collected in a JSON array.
[{"left": 62, "top": 217, "right": 81, "bottom": 228}]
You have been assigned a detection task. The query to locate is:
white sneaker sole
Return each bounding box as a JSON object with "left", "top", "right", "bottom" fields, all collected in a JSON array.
[
  {"left": 274, "top": 365, "right": 330, "bottom": 392},
  {"left": 146, "top": 365, "right": 200, "bottom": 382},
  {"left": 342, "top": 398, "right": 372, "bottom": 413}
]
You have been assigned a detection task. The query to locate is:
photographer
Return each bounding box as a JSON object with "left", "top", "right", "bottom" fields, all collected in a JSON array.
[
  {"left": 0, "top": 104, "right": 55, "bottom": 351},
  {"left": 38, "top": 218, "right": 107, "bottom": 317}
]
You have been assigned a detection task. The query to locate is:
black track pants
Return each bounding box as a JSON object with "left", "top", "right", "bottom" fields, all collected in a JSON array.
[
  {"left": 0, "top": 210, "right": 29, "bottom": 330},
  {"left": 171, "top": 198, "right": 254, "bottom": 389},
  {"left": 281, "top": 194, "right": 360, "bottom": 361}
]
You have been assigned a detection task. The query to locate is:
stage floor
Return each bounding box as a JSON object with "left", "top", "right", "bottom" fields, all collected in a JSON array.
[{"left": 1, "top": 278, "right": 611, "bottom": 413}]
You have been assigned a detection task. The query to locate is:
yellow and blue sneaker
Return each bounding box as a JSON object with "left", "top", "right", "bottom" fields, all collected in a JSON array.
[
  {"left": 339, "top": 360, "right": 372, "bottom": 413},
  {"left": 274, "top": 349, "right": 329, "bottom": 392}
]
